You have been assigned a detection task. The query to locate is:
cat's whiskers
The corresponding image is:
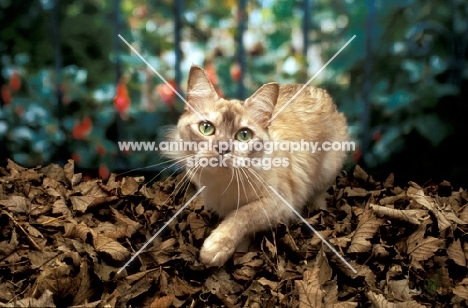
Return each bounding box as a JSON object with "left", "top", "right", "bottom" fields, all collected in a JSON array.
[
  {"left": 170, "top": 164, "right": 197, "bottom": 198},
  {"left": 237, "top": 166, "right": 274, "bottom": 235},
  {"left": 146, "top": 154, "right": 193, "bottom": 184},
  {"left": 179, "top": 164, "right": 202, "bottom": 204},
  {"left": 246, "top": 167, "right": 280, "bottom": 207},
  {"left": 240, "top": 167, "right": 276, "bottom": 233},
  {"left": 147, "top": 155, "right": 196, "bottom": 207},
  {"left": 220, "top": 163, "right": 236, "bottom": 196},
  {"left": 234, "top": 168, "right": 241, "bottom": 215},
  {"left": 115, "top": 155, "right": 190, "bottom": 178},
  {"left": 236, "top": 166, "right": 250, "bottom": 205}
]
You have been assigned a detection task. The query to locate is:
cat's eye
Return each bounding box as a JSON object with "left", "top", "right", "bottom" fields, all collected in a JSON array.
[
  {"left": 236, "top": 128, "right": 253, "bottom": 142},
  {"left": 199, "top": 121, "right": 215, "bottom": 136}
]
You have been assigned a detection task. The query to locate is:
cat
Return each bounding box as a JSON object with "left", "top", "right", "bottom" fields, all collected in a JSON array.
[{"left": 163, "top": 65, "right": 349, "bottom": 267}]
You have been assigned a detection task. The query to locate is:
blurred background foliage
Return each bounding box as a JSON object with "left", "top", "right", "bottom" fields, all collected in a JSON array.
[{"left": 0, "top": 0, "right": 467, "bottom": 187}]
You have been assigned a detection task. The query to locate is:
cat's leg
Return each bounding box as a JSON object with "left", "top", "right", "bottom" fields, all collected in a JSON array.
[{"left": 200, "top": 196, "right": 291, "bottom": 266}]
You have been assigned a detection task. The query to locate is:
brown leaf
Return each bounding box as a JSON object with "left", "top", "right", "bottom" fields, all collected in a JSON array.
[
  {"left": 150, "top": 294, "right": 174, "bottom": 308},
  {"left": 256, "top": 277, "right": 279, "bottom": 290},
  {"left": 20, "top": 169, "right": 43, "bottom": 182},
  {"left": 408, "top": 189, "right": 465, "bottom": 231},
  {"left": 73, "top": 261, "right": 94, "bottom": 306},
  {"left": 36, "top": 259, "right": 75, "bottom": 299},
  {"left": 64, "top": 222, "right": 95, "bottom": 242},
  {"left": 331, "top": 302, "right": 359, "bottom": 308},
  {"left": 316, "top": 248, "right": 333, "bottom": 285},
  {"left": 348, "top": 210, "right": 384, "bottom": 253},
  {"left": 387, "top": 279, "right": 419, "bottom": 301},
  {"left": 52, "top": 198, "right": 72, "bottom": 216},
  {"left": 0, "top": 196, "right": 31, "bottom": 213},
  {"left": 29, "top": 250, "right": 59, "bottom": 269},
  {"left": 295, "top": 267, "right": 323, "bottom": 308},
  {"left": 46, "top": 187, "right": 62, "bottom": 198},
  {"left": 233, "top": 265, "right": 257, "bottom": 281},
  {"left": 70, "top": 196, "right": 94, "bottom": 213},
  {"left": 41, "top": 163, "right": 67, "bottom": 183},
  {"left": 63, "top": 159, "right": 75, "bottom": 184},
  {"left": 370, "top": 204, "right": 430, "bottom": 225},
  {"left": 121, "top": 176, "right": 141, "bottom": 195},
  {"left": 71, "top": 173, "right": 82, "bottom": 186},
  {"left": 172, "top": 276, "right": 201, "bottom": 296},
  {"left": 407, "top": 225, "right": 444, "bottom": 262},
  {"left": 93, "top": 222, "right": 127, "bottom": 239},
  {"left": 353, "top": 165, "right": 369, "bottom": 182},
  {"left": 447, "top": 239, "right": 466, "bottom": 267},
  {"left": 205, "top": 268, "right": 243, "bottom": 295},
  {"left": 0, "top": 289, "right": 56, "bottom": 308},
  {"left": 24, "top": 223, "right": 43, "bottom": 238},
  {"left": 344, "top": 186, "right": 369, "bottom": 198},
  {"left": 74, "top": 180, "right": 108, "bottom": 198},
  {"left": 93, "top": 235, "right": 130, "bottom": 262},
  {"left": 110, "top": 207, "right": 141, "bottom": 237},
  {"left": 453, "top": 278, "right": 468, "bottom": 301},
  {"left": 116, "top": 275, "right": 153, "bottom": 306},
  {"left": 0, "top": 228, "right": 19, "bottom": 258},
  {"left": 459, "top": 203, "right": 468, "bottom": 222},
  {"left": 383, "top": 173, "right": 395, "bottom": 188},
  {"left": 139, "top": 184, "right": 155, "bottom": 199},
  {"left": 36, "top": 215, "right": 75, "bottom": 227},
  {"left": 187, "top": 212, "right": 206, "bottom": 240},
  {"left": 367, "top": 291, "right": 426, "bottom": 308},
  {"left": 6, "top": 158, "right": 26, "bottom": 172},
  {"left": 70, "top": 300, "right": 102, "bottom": 308},
  {"left": 87, "top": 196, "right": 119, "bottom": 210},
  {"left": 322, "top": 278, "right": 338, "bottom": 306},
  {"left": 94, "top": 261, "right": 117, "bottom": 282}
]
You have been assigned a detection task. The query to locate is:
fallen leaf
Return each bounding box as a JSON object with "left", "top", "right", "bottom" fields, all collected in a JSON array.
[
  {"left": 370, "top": 204, "right": 430, "bottom": 225},
  {"left": 52, "top": 198, "right": 72, "bottom": 216},
  {"left": 407, "top": 225, "right": 444, "bottom": 263},
  {"left": 150, "top": 294, "right": 174, "bottom": 308},
  {"left": 0, "top": 196, "right": 31, "bottom": 213},
  {"left": 0, "top": 289, "right": 56, "bottom": 308},
  {"left": 367, "top": 291, "right": 426, "bottom": 308},
  {"left": 93, "top": 235, "right": 130, "bottom": 262},
  {"left": 121, "top": 176, "right": 140, "bottom": 195},
  {"left": 295, "top": 267, "right": 323, "bottom": 308},
  {"left": 70, "top": 196, "right": 94, "bottom": 213},
  {"left": 348, "top": 210, "right": 384, "bottom": 253},
  {"left": 453, "top": 278, "right": 468, "bottom": 301},
  {"left": 447, "top": 239, "right": 466, "bottom": 267},
  {"left": 408, "top": 189, "right": 465, "bottom": 231}
]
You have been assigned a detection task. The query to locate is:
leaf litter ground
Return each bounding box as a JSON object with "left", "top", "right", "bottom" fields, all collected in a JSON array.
[{"left": 1, "top": 159, "right": 468, "bottom": 307}]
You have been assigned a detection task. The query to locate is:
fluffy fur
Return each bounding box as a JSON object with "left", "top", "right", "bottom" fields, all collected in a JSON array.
[{"left": 164, "top": 65, "right": 348, "bottom": 266}]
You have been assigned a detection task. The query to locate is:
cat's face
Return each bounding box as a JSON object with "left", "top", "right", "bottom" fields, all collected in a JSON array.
[{"left": 174, "top": 66, "right": 279, "bottom": 169}]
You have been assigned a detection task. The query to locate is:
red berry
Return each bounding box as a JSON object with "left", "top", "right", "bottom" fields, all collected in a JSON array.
[
  {"left": 99, "top": 164, "right": 109, "bottom": 179},
  {"left": 230, "top": 63, "right": 241, "bottom": 81},
  {"left": 1, "top": 85, "right": 11, "bottom": 104},
  {"left": 9, "top": 71, "right": 21, "bottom": 92}
]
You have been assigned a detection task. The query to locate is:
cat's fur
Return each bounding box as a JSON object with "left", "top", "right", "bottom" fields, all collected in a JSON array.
[{"left": 164, "top": 65, "right": 348, "bottom": 266}]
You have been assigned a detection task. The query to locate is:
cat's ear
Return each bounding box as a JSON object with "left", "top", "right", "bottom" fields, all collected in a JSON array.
[
  {"left": 243, "top": 82, "right": 279, "bottom": 127},
  {"left": 186, "top": 65, "right": 219, "bottom": 111}
]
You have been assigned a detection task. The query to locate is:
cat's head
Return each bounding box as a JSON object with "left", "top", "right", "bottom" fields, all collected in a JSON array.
[{"left": 170, "top": 65, "right": 279, "bottom": 169}]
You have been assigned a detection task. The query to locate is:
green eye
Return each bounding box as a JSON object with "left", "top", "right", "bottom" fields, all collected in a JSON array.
[
  {"left": 199, "top": 121, "right": 215, "bottom": 136},
  {"left": 236, "top": 128, "right": 253, "bottom": 142}
]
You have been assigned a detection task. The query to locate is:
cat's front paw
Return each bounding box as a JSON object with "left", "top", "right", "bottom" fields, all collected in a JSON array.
[{"left": 200, "top": 232, "right": 236, "bottom": 267}]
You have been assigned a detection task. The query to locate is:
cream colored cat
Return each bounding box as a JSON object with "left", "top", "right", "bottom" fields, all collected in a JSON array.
[{"left": 164, "top": 65, "right": 348, "bottom": 267}]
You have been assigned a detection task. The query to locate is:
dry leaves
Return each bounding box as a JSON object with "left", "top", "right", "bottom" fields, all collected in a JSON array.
[{"left": 0, "top": 160, "right": 468, "bottom": 307}]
